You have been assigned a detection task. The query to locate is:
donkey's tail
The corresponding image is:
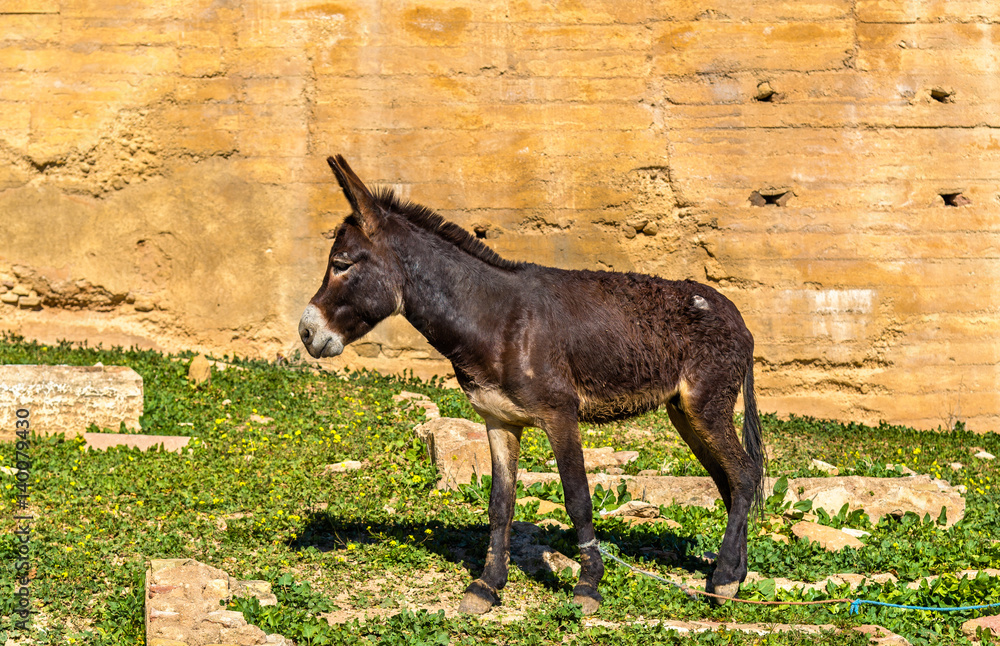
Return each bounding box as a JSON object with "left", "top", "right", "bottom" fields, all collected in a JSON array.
[{"left": 741, "top": 360, "right": 767, "bottom": 520}]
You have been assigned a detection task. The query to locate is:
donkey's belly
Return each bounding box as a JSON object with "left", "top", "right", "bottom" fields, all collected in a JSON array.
[
  {"left": 467, "top": 388, "right": 536, "bottom": 427},
  {"left": 466, "top": 385, "right": 679, "bottom": 428},
  {"left": 578, "top": 387, "right": 677, "bottom": 425}
]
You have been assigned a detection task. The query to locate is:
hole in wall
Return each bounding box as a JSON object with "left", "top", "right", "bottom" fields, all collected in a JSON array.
[
  {"left": 749, "top": 188, "right": 793, "bottom": 207},
  {"left": 939, "top": 191, "right": 971, "bottom": 207},
  {"left": 473, "top": 226, "right": 488, "bottom": 239},
  {"left": 930, "top": 87, "right": 955, "bottom": 103}
]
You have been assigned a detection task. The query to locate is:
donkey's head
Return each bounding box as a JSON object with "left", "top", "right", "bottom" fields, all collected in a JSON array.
[{"left": 298, "top": 156, "right": 404, "bottom": 359}]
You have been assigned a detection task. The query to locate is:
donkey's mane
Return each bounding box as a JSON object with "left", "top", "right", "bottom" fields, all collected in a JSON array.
[{"left": 372, "top": 186, "right": 524, "bottom": 271}]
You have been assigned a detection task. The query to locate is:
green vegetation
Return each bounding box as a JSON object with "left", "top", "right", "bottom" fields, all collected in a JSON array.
[{"left": 0, "top": 334, "right": 998, "bottom": 645}]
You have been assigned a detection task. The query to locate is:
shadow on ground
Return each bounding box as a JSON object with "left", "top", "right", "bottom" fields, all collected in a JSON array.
[{"left": 287, "top": 509, "right": 710, "bottom": 596}]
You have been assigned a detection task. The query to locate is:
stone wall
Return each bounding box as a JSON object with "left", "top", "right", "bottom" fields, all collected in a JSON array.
[{"left": 1, "top": 1, "right": 997, "bottom": 431}]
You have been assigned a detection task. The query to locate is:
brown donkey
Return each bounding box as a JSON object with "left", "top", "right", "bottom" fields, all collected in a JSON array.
[{"left": 299, "top": 156, "right": 766, "bottom": 616}]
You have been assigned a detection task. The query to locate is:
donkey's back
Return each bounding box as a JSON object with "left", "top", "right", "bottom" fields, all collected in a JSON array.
[{"left": 517, "top": 265, "right": 755, "bottom": 425}]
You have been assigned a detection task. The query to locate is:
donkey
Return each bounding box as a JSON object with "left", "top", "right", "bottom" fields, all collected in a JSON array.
[{"left": 299, "top": 155, "right": 766, "bottom": 616}]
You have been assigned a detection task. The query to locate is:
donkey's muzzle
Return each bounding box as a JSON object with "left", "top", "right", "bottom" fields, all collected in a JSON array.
[{"left": 298, "top": 304, "right": 345, "bottom": 358}]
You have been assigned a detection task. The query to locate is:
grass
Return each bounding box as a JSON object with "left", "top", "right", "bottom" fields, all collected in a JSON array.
[{"left": 0, "top": 333, "right": 997, "bottom": 645}]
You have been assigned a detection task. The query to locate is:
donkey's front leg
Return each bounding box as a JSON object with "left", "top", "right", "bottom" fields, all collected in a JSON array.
[
  {"left": 459, "top": 418, "right": 523, "bottom": 614},
  {"left": 546, "top": 414, "right": 604, "bottom": 615}
]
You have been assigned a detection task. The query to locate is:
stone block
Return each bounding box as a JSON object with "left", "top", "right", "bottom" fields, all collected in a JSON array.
[
  {"left": 652, "top": 21, "right": 855, "bottom": 75},
  {"left": 173, "top": 78, "right": 238, "bottom": 103},
  {"left": 321, "top": 460, "right": 364, "bottom": 474},
  {"left": 230, "top": 46, "right": 309, "bottom": 78},
  {"left": 810, "top": 459, "right": 840, "bottom": 475},
  {"left": 962, "top": 613, "right": 1000, "bottom": 639},
  {"left": 415, "top": 417, "right": 491, "bottom": 489},
  {"left": 0, "top": 365, "right": 143, "bottom": 441},
  {"left": 791, "top": 521, "right": 865, "bottom": 552},
  {"left": 1, "top": 0, "right": 59, "bottom": 12},
  {"left": 546, "top": 447, "right": 641, "bottom": 472},
  {"left": 779, "top": 475, "right": 966, "bottom": 527},
  {"left": 509, "top": 23, "right": 652, "bottom": 51},
  {"left": 857, "top": 0, "right": 1000, "bottom": 24},
  {"left": 657, "top": 0, "right": 854, "bottom": 21},
  {"left": 187, "top": 355, "right": 211, "bottom": 385},
  {"left": 603, "top": 500, "right": 660, "bottom": 519},
  {"left": 133, "top": 297, "right": 155, "bottom": 312},
  {"left": 17, "top": 295, "right": 41, "bottom": 309},
  {"left": 516, "top": 497, "right": 565, "bottom": 516},
  {"left": 178, "top": 48, "right": 224, "bottom": 77},
  {"left": 583, "top": 447, "right": 640, "bottom": 471}
]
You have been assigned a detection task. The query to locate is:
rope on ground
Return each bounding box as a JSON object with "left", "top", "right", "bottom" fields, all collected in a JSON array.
[
  {"left": 596, "top": 544, "right": 851, "bottom": 608},
  {"left": 595, "top": 542, "right": 1000, "bottom": 614}
]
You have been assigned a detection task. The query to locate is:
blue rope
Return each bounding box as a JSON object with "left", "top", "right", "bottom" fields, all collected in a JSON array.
[{"left": 850, "top": 599, "right": 1000, "bottom": 615}]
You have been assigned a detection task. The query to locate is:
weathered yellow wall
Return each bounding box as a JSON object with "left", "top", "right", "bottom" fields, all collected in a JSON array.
[{"left": 1, "top": 0, "right": 997, "bottom": 431}]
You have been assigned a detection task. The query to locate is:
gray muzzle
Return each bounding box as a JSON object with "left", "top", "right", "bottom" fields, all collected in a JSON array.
[{"left": 298, "top": 304, "right": 345, "bottom": 358}]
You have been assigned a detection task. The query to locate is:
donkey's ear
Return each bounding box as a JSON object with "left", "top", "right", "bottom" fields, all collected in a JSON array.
[{"left": 327, "top": 155, "right": 383, "bottom": 236}]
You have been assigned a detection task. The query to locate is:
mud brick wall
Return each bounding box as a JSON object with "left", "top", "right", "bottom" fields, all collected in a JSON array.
[{"left": 0, "top": 1, "right": 997, "bottom": 431}]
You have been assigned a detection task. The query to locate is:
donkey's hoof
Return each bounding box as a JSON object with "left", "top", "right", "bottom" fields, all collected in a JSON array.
[
  {"left": 708, "top": 580, "right": 740, "bottom": 605},
  {"left": 572, "top": 585, "right": 602, "bottom": 616},
  {"left": 458, "top": 581, "right": 499, "bottom": 615}
]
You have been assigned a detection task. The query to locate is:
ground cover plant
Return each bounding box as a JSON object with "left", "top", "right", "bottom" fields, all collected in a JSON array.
[{"left": 0, "top": 333, "right": 997, "bottom": 645}]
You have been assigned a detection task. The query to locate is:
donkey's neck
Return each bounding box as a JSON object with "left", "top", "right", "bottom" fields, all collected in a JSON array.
[{"left": 391, "top": 224, "right": 519, "bottom": 364}]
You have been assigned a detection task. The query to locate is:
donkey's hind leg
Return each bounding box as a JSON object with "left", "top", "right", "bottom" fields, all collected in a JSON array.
[
  {"left": 459, "top": 418, "right": 523, "bottom": 614},
  {"left": 667, "top": 382, "right": 762, "bottom": 603}
]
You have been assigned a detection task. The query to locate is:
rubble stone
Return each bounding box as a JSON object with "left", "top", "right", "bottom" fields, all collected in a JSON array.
[{"left": 145, "top": 558, "right": 288, "bottom": 646}]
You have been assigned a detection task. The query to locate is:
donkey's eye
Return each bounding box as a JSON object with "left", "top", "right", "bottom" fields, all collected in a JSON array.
[{"left": 331, "top": 258, "right": 354, "bottom": 273}]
